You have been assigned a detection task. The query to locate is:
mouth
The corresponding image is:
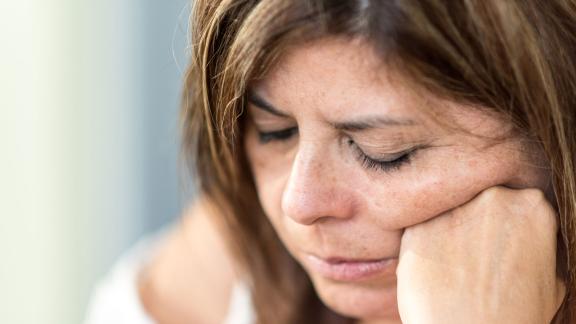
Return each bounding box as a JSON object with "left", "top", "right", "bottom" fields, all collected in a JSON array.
[{"left": 304, "top": 254, "right": 398, "bottom": 282}]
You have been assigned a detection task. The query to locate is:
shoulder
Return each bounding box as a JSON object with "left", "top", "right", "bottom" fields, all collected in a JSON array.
[
  {"left": 84, "top": 231, "right": 166, "bottom": 324},
  {"left": 138, "top": 202, "right": 238, "bottom": 323},
  {"left": 85, "top": 200, "right": 252, "bottom": 324}
]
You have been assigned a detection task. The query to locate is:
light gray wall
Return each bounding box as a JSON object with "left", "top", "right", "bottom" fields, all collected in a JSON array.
[
  {"left": 139, "top": 0, "right": 192, "bottom": 233},
  {"left": 0, "top": 1, "right": 193, "bottom": 323}
]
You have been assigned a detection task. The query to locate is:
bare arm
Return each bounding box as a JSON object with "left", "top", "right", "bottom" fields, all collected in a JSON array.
[{"left": 139, "top": 200, "right": 237, "bottom": 324}]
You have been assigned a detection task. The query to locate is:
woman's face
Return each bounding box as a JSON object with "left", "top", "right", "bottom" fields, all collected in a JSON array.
[{"left": 244, "top": 37, "right": 549, "bottom": 322}]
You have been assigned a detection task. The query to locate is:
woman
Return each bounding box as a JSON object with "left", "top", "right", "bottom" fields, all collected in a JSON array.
[{"left": 87, "top": 0, "right": 575, "bottom": 323}]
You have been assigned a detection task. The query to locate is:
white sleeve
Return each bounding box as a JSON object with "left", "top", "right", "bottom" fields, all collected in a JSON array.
[
  {"left": 83, "top": 235, "right": 162, "bottom": 324},
  {"left": 84, "top": 230, "right": 256, "bottom": 324},
  {"left": 223, "top": 281, "right": 255, "bottom": 324}
]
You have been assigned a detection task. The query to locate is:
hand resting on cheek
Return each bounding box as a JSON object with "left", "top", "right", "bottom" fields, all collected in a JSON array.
[{"left": 396, "top": 186, "right": 566, "bottom": 324}]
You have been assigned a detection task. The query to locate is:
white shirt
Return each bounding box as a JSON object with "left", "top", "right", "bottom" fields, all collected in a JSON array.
[{"left": 84, "top": 231, "right": 255, "bottom": 324}]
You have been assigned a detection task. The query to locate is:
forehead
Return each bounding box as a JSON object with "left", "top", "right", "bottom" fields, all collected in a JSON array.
[
  {"left": 249, "top": 37, "right": 511, "bottom": 139},
  {"left": 250, "top": 37, "right": 427, "bottom": 122}
]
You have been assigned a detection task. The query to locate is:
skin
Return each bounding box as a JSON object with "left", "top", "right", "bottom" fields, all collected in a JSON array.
[
  {"left": 243, "top": 36, "right": 563, "bottom": 323},
  {"left": 139, "top": 202, "right": 237, "bottom": 324},
  {"left": 397, "top": 186, "right": 565, "bottom": 324}
]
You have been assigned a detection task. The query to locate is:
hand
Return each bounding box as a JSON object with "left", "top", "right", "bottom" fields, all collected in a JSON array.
[{"left": 396, "top": 186, "right": 565, "bottom": 324}]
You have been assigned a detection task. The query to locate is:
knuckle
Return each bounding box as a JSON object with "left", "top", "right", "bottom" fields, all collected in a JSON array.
[
  {"left": 519, "top": 188, "right": 553, "bottom": 214},
  {"left": 518, "top": 188, "right": 558, "bottom": 229},
  {"left": 474, "top": 186, "right": 508, "bottom": 208},
  {"left": 482, "top": 186, "right": 502, "bottom": 198},
  {"left": 476, "top": 186, "right": 499, "bottom": 203},
  {"left": 519, "top": 188, "right": 546, "bottom": 204},
  {"left": 475, "top": 187, "right": 556, "bottom": 225}
]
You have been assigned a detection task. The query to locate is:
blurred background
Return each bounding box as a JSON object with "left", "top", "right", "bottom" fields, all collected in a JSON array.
[{"left": 0, "top": 1, "right": 192, "bottom": 323}]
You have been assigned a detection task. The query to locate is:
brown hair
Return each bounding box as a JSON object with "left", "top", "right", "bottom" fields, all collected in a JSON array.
[{"left": 181, "top": 0, "right": 576, "bottom": 323}]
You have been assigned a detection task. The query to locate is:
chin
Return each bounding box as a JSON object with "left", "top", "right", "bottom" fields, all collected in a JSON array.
[{"left": 310, "top": 274, "right": 401, "bottom": 321}]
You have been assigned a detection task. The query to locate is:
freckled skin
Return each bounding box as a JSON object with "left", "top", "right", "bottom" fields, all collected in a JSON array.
[{"left": 243, "top": 37, "right": 550, "bottom": 322}]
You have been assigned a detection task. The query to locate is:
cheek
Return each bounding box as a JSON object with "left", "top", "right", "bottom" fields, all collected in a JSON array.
[
  {"left": 365, "top": 143, "right": 547, "bottom": 229},
  {"left": 244, "top": 127, "right": 290, "bottom": 224},
  {"left": 246, "top": 124, "right": 549, "bottom": 234}
]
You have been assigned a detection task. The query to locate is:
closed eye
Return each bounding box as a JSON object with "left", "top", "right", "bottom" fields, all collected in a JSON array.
[
  {"left": 257, "top": 127, "right": 298, "bottom": 144},
  {"left": 348, "top": 138, "right": 421, "bottom": 173},
  {"left": 357, "top": 150, "right": 412, "bottom": 172}
]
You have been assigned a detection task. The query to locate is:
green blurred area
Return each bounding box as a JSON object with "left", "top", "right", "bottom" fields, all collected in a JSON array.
[{"left": 0, "top": 1, "right": 190, "bottom": 323}]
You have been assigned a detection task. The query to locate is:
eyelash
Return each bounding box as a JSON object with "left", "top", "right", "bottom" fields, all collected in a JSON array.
[
  {"left": 348, "top": 139, "right": 414, "bottom": 173},
  {"left": 257, "top": 127, "right": 298, "bottom": 144},
  {"left": 257, "top": 128, "right": 415, "bottom": 173}
]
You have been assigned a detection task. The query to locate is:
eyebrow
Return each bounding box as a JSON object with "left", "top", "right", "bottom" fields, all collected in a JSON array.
[
  {"left": 247, "top": 91, "right": 289, "bottom": 117},
  {"left": 247, "top": 90, "right": 417, "bottom": 131},
  {"left": 331, "top": 117, "right": 416, "bottom": 132}
]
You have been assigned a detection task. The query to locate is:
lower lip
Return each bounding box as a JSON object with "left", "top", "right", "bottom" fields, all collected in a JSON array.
[{"left": 305, "top": 255, "right": 397, "bottom": 282}]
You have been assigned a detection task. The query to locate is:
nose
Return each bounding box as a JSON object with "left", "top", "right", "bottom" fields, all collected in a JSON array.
[{"left": 281, "top": 143, "right": 355, "bottom": 225}]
